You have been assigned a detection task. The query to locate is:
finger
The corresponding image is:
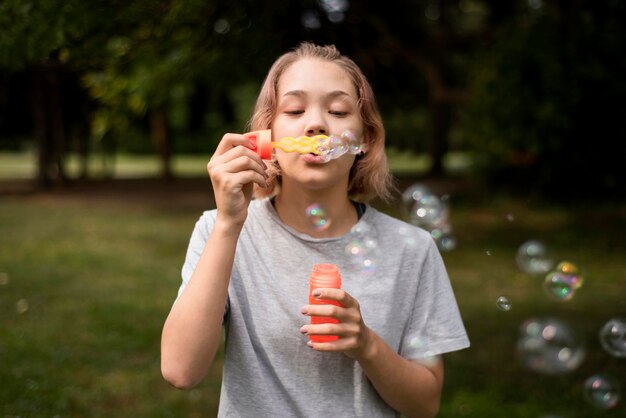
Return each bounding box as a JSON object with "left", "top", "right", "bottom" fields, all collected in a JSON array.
[
  {"left": 301, "top": 303, "right": 343, "bottom": 319},
  {"left": 209, "top": 155, "right": 268, "bottom": 189},
  {"left": 216, "top": 154, "right": 268, "bottom": 180},
  {"left": 307, "top": 337, "right": 355, "bottom": 352},
  {"left": 302, "top": 322, "right": 359, "bottom": 338},
  {"left": 311, "top": 288, "right": 358, "bottom": 309},
  {"left": 213, "top": 133, "right": 257, "bottom": 156},
  {"left": 214, "top": 169, "right": 268, "bottom": 192},
  {"left": 210, "top": 144, "right": 267, "bottom": 175}
]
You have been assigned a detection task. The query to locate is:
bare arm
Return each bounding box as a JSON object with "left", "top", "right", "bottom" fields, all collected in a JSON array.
[
  {"left": 301, "top": 289, "right": 443, "bottom": 417},
  {"left": 160, "top": 133, "right": 267, "bottom": 389}
]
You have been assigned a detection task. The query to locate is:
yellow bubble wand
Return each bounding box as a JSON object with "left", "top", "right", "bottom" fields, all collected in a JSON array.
[{"left": 244, "top": 130, "right": 328, "bottom": 159}]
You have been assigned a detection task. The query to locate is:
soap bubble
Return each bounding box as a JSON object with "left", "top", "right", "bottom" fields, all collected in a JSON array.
[
  {"left": 345, "top": 238, "right": 378, "bottom": 273},
  {"left": 584, "top": 374, "right": 620, "bottom": 409},
  {"left": 543, "top": 261, "right": 583, "bottom": 302},
  {"left": 517, "top": 317, "right": 585, "bottom": 374},
  {"left": 341, "top": 130, "right": 362, "bottom": 154},
  {"left": 326, "top": 135, "right": 348, "bottom": 160},
  {"left": 345, "top": 223, "right": 379, "bottom": 273},
  {"left": 599, "top": 318, "right": 626, "bottom": 358},
  {"left": 408, "top": 336, "right": 441, "bottom": 367},
  {"left": 401, "top": 185, "right": 447, "bottom": 227},
  {"left": 305, "top": 204, "right": 331, "bottom": 230},
  {"left": 516, "top": 240, "right": 554, "bottom": 275},
  {"left": 316, "top": 130, "right": 361, "bottom": 162},
  {"left": 396, "top": 226, "right": 418, "bottom": 247},
  {"left": 401, "top": 183, "right": 456, "bottom": 251},
  {"left": 412, "top": 194, "right": 446, "bottom": 227},
  {"left": 496, "top": 296, "right": 512, "bottom": 311},
  {"left": 430, "top": 224, "right": 457, "bottom": 252},
  {"left": 402, "top": 184, "right": 433, "bottom": 210}
]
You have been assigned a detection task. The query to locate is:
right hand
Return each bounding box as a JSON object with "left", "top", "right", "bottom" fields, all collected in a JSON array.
[{"left": 207, "top": 133, "right": 268, "bottom": 229}]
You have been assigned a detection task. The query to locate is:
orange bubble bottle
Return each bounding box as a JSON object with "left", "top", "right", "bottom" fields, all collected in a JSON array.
[{"left": 309, "top": 264, "right": 342, "bottom": 343}]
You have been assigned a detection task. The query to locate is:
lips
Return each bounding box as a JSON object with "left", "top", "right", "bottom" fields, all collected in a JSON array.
[{"left": 301, "top": 153, "right": 326, "bottom": 164}]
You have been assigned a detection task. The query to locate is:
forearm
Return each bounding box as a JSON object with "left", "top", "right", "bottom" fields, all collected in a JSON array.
[
  {"left": 357, "top": 330, "right": 443, "bottom": 418},
  {"left": 161, "top": 220, "right": 239, "bottom": 388}
]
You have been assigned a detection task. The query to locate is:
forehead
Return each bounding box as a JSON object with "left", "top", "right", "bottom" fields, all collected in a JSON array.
[{"left": 277, "top": 58, "right": 357, "bottom": 98}]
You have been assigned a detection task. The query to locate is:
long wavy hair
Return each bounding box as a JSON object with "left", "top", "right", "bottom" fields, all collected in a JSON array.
[{"left": 249, "top": 42, "right": 393, "bottom": 203}]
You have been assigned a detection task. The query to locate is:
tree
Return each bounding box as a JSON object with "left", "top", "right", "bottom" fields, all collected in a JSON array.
[{"left": 464, "top": 0, "right": 626, "bottom": 197}]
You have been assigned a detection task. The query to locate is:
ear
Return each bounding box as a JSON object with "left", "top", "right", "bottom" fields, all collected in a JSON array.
[{"left": 360, "top": 142, "right": 370, "bottom": 154}]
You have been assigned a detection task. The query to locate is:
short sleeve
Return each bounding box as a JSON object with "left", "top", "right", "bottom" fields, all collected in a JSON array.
[
  {"left": 176, "top": 210, "right": 230, "bottom": 317},
  {"left": 399, "top": 238, "right": 470, "bottom": 360}
]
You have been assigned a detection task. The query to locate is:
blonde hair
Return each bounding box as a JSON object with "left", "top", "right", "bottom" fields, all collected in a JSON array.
[{"left": 250, "top": 42, "right": 393, "bottom": 203}]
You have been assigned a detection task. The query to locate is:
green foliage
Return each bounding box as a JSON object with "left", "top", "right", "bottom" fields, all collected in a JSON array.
[{"left": 464, "top": 2, "right": 626, "bottom": 196}]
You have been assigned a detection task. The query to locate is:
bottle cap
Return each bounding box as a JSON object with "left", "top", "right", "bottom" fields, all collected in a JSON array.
[
  {"left": 244, "top": 129, "right": 272, "bottom": 160},
  {"left": 310, "top": 263, "right": 341, "bottom": 289}
]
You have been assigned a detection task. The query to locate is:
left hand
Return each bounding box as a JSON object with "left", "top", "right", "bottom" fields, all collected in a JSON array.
[{"left": 300, "top": 288, "right": 374, "bottom": 360}]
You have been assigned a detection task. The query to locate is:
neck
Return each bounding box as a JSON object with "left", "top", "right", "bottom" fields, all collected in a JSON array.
[{"left": 273, "top": 185, "right": 358, "bottom": 238}]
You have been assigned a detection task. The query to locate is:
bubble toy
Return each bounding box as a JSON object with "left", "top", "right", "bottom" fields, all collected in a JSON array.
[
  {"left": 244, "top": 129, "right": 362, "bottom": 162},
  {"left": 308, "top": 264, "right": 342, "bottom": 343}
]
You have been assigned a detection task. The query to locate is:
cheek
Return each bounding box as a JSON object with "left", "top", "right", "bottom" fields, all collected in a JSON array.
[
  {"left": 337, "top": 154, "right": 357, "bottom": 172},
  {"left": 274, "top": 150, "right": 297, "bottom": 166}
]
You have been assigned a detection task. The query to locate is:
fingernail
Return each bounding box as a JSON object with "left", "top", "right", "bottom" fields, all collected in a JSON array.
[
  {"left": 299, "top": 325, "right": 308, "bottom": 334},
  {"left": 312, "top": 289, "right": 321, "bottom": 297},
  {"left": 300, "top": 306, "right": 308, "bottom": 314},
  {"left": 248, "top": 140, "right": 257, "bottom": 150},
  {"left": 306, "top": 341, "right": 314, "bottom": 348}
]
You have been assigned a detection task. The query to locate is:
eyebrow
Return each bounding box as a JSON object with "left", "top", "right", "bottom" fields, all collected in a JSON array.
[{"left": 282, "top": 90, "right": 352, "bottom": 100}]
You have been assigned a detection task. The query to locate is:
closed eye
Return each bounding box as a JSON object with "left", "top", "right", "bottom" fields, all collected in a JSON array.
[
  {"left": 329, "top": 110, "right": 348, "bottom": 116},
  {"left": 285, "top": 110, "right": 304, "bottom": 115}
]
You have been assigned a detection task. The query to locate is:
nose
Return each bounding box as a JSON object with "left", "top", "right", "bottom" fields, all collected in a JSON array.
[
  {"left": 306, "top": 125, "right": 327, "bottom": 136},
  {"left": 305, "top": 109, "right": 328, "bottom": 136}
]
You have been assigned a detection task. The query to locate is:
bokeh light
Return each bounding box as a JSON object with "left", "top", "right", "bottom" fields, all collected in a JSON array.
[
  {"left": 599, "top": 318, "right": 626, "bottom": 358},
  {"left": 583, "top": 374, "right": 620, "bottom": 409},
  {"left": 516, "top": 317, "right": 585, "bottom": 374}
]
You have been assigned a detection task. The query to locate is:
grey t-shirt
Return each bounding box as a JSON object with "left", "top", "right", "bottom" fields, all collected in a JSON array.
[{"left": 178, "top": 198, "right": 470, "bottom": 417}]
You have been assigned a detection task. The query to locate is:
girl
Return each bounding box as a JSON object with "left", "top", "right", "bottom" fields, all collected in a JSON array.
[{"left": 161, "top": 42, "right": 469, "bottom": 417}]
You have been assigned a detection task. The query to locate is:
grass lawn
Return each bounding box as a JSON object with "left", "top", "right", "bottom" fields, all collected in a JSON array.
[
  {"left": 0, "top": 149, "right": 472, "bottom": 180},
  {"left": 0, "top": 167, "right": 625, "bottom": 416}
]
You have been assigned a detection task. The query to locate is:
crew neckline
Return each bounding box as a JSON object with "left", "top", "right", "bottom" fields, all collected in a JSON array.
[{"left": 259, "top": 198, "right": 371, "bottom": 243}]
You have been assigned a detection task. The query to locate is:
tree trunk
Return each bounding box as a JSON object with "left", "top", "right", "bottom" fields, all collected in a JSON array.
[
  {"left": 30, "top": 69, "right": 66, "bottom": 188},
  {"left": 428, "top": 98, "right": 451, "bottom": 177},
  {"left": 150, "top": 108, "right": 172, "bottom": 179}
]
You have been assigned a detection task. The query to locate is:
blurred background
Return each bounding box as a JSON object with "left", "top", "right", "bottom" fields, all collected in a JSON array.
[{"left": 0, "top": 1, "right": 625, "bottom": 417}]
